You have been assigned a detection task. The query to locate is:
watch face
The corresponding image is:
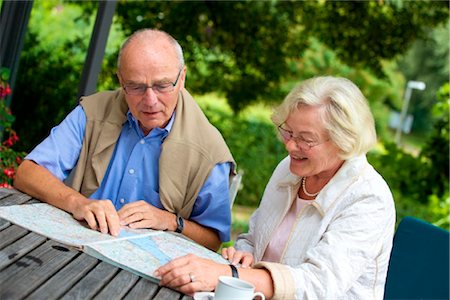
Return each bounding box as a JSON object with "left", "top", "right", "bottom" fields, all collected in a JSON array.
[{"left": 176, "top": 214, "right": 184, "bottom": 233}]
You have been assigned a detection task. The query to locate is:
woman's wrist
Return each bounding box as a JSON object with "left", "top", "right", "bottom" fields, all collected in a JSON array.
[{"left": 229, "top": 264, "right": 239, "bottom": 278}]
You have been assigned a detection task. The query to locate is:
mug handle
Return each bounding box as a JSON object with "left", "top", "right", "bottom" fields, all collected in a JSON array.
[{"left": 253, "top": 291, "right": 265, "bottom": 300}]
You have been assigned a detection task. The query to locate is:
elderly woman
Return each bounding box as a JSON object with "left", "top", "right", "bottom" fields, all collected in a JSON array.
[{"left": 155, "top": 76, "right": 396, "bottom": 299}]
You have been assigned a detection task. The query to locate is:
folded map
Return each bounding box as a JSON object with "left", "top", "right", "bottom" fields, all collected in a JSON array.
[{"left": 0, "top": 203, "right": 228, "bottom": 282}]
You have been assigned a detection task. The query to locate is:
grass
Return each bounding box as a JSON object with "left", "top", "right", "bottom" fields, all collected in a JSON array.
[{"left": 231, "top": 204, "right": 256, "bottom": 241}]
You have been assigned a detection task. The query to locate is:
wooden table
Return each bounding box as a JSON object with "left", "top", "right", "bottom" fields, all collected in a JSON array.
[{"left": 0, "top": 188, "right": 193, "bottom": 300}]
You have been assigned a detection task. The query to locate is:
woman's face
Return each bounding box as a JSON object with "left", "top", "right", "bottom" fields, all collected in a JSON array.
[{"left": 282, "top": 105, "right": 344, "bottom": 180}]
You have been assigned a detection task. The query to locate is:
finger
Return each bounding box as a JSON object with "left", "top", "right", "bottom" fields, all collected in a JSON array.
[
  {"left": 83, "top": 210, "right": 98, "bottom": 231},
  {"left": 94, "top": 210, "right": 108, "bottom": 234},
  {"left": 120, "top": 212, "right": 145, "bottom": 226},
  {"left": 105, "top": 210, "right": 121, "bottom": 236},
  {"left": 164, "top": 272, "right": 193, "bottom": 289},
  {"left": 158, "top": 264, "right": 188, "bottom": 286},
  {"left": 128, "top": 218, "right": 152, "bottom": 229},
  {"left": 155, "top": 255, "right": 191, "bottom": 278},
  {"left": 231, "top": 252, "right": 245, "bottom": 266},
  {"left": 222, "top": 247, "right": 236, "bottom": 260},
  {"left": 240, "top": 255, "right": 253, "bottom": 268},
  {"left": 118, "top": 200, "right": 148, "bottom": 217}
]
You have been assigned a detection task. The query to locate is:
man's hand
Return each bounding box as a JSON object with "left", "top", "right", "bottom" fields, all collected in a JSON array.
[
  {"left": 118, "top": 200, "right": 176, "bottom": 231},
  {"left": 72, "top": 199, "right": 120, "bottom": 236}
]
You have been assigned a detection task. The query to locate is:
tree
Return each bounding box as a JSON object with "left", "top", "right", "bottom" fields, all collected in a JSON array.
[
  {"left": 301, "top": 1, "right": 449, "bottom": 78},
  {"left": 397, "top": 24, "right": 449, "bottom": 133},
  {"left": 10, "top": 0, "right": 449, "bottom": 150},
  {"left": 114, "top": 0, "right": 448, "bottom": 111}
]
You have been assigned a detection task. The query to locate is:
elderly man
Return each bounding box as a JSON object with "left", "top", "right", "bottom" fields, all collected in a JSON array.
[{"left": 14, "top": 29, "right": 236, "bottom": 251}]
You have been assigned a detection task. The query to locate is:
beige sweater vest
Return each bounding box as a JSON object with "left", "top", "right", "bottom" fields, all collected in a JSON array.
[{"left": 65, "top": 88, "right": 236, "bottom": 218}]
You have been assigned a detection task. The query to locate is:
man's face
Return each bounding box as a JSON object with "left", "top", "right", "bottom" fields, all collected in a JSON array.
[{"left": 117, "top": 39, "right": 186, "bottom": 135}]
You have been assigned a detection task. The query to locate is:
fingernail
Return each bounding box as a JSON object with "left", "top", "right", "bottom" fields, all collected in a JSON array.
[
  {"left": 154, "top": 270, "right": 160, "bottom": 277},
  {"left": 120, "top": 221, "right": 126, "bottom": 225}
]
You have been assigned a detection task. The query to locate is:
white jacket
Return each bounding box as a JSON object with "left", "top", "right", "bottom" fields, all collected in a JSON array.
[{"left": 236, "top": 155, "right": 395, "bottom": 300}]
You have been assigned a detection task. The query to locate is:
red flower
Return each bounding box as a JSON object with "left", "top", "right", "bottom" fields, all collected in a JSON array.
[
  {"left": 0, "top": 84, "right": 11, "bottom": 98},
  {"left": 3, "top": 168, "right": 15, "bottom": 178},
  {"left": 0, "top": 182, "right": 13, "bottom": 189},
  {"left": 2, "top": 138, "right": 13, "bottom": 148}
]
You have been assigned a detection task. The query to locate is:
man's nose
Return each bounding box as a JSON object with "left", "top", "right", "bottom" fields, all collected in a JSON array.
[{"left": 142, "top": 87, "right": 158, "bottom": 106}]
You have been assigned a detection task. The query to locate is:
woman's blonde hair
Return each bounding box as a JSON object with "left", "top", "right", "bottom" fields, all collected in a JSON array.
[{"left": 271, "top": 76, "right": 377, "bottom": 159}]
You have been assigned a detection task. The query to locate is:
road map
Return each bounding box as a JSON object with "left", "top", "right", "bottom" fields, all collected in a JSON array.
[{"left": 0, "top": 203, "right": 228, "bottom": 282}]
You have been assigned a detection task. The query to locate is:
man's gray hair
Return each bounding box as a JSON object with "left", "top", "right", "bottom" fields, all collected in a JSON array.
[{"left": 117, "top": 28, "right": 184, "bottom": 70}]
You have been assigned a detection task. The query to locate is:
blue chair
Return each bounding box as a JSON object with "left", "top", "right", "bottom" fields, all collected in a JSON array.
[{"left": 384, "top": 216, "right": 449, "bottom": 300}]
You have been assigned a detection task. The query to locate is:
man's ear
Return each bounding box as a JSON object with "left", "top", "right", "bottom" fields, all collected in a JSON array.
[{"left": 180, "top": 66, "right": 187, "bottom": 88}]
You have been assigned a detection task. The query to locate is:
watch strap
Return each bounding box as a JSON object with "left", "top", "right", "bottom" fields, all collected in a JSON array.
[
  {"left": 229, "top": 264, "right": 239, "bottom": 278},
  {"left": 175, "top": 214, "right": 184, "bottom": 233}
]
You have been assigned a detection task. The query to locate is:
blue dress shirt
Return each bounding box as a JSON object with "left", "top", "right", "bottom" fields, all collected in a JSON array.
[{"left": 26, "top": 105, "right": 232, "bottom": 241}]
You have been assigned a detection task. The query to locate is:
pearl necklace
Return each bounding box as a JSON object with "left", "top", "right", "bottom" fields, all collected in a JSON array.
[{"left": 301, "top": 177, "right": 319, "bottom": 197}]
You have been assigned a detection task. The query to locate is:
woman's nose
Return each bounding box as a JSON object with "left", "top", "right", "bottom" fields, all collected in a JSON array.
[{"left": 285, "top": 138, "right": 300, "bottom": 151}]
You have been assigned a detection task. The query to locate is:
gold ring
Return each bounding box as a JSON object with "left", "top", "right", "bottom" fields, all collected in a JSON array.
[{"left": 189, "top": 272, "right": 196, "bottom": 283}]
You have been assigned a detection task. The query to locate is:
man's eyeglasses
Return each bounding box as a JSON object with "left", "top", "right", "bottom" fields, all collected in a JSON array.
[
  {"left": 277, "top": 123, "right": 328, "bottom": 150},
  {"left": 122, "top": 67, "right": 183, "bottom": 96}
]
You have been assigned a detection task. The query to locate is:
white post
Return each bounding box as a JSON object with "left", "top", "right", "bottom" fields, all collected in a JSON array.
[{"left": 395, "top": 81, "right": 426, "bottom": 146}]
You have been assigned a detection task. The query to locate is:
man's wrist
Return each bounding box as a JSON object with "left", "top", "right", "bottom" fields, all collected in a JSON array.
[{"left": 175, "top": 213, "right": 184, "bottom": 233}]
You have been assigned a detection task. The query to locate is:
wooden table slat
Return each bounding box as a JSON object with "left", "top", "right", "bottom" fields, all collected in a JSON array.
[
  {"left": 94, "top": 269, "right": 140, "bottom": 299},
  {"left": 123, "top": 278, "right": 159, "bottom": 300},
  {"left": 0, "top": 190, "right": 33, "bottom": 205},
  {"left": 0, "top": 218, "right": 10, "bottom": 231},
  {"left": 26, "top": 253, "right": 99, "bottom": 299},
  {"left": 153, "top": 286, "right": 190, "bottom": 300},
  {"left": 0, "top": 189, "right": 191, "bottom": 299},
  {"left": 0, "top": 240, "right": 78, "bottom": 299},
  {"left": 61, "top": 261, "right": 120, "bottom": 300},
  {"left": 0, "top": 224, "right": 29, "bottom": 249},
  {"left": 0, "top": 232, "right": 47, "bottom": 269}
]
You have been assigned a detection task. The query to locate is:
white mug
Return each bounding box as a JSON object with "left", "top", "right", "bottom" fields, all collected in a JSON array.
[{"left": 215, "top": 276, "right": 265, "bottom": 300}]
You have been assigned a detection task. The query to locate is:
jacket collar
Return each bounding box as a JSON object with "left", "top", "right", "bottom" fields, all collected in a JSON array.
[{"left": 277, "top": 155, "right": 368, "bottom": 217}]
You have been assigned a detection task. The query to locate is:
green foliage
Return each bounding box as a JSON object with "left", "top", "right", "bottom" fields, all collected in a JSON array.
[
  {"left": 397, "top": 24, "right": 449, "bottom": 133},
  {"left": 0, "top": 68, "right": 26, "bottom": 188},
  {"left": 302, "top": 0, "right": 449, "bottom": 78},
  {"left": 367, "top": 84, "right": 449, "bottom": 228},
  {"left": 10, "top": 0, "right": 448, "bottom": 151},
  {"left": 11, "top": 0, "right": 124, "bottom": 150},
  {"left": 113, "top": 0, "right": 448, "bottom": 111},
  {"left": 12, "top": 1, "right": 92, "bottom": 149},
  {"left": 419, "top": 83, "right": 449, "bottom": 198},
  {"left": 114, "top": 0, "right": 307, "bottom": 112},
  {"left": 195, "top": 94, "right": 286, "bottom": 207},
  {"left": 368, "top": 143, "right": 431, "bottom": 204}
]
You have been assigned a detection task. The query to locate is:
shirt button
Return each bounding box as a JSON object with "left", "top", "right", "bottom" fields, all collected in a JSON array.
[
  {"left": 128, "top": 168, "right": 135, "bottom": 174},
  {"left": 120, "top": 198, "right": 125, "bottom": 204},
  {"left": 140, "top": 139, "right": 145, "bottom": 144}
]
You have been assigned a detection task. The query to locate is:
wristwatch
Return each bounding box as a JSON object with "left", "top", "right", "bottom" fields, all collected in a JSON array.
[{"left": 175, "top": 214, "right": 184, "bottom": 233}]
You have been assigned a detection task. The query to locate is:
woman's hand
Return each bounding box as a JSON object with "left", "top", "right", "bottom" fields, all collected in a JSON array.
[
  {"left": 221, "top": 247, "right": 254, "bottom": 268},
  {"left": 154, "top": 254, "right": 230, "bottom": 295}
]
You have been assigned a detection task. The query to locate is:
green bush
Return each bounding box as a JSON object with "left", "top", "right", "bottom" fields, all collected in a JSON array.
[{"left": 196, "top": 94, "right": 286, "bottom": 207}]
